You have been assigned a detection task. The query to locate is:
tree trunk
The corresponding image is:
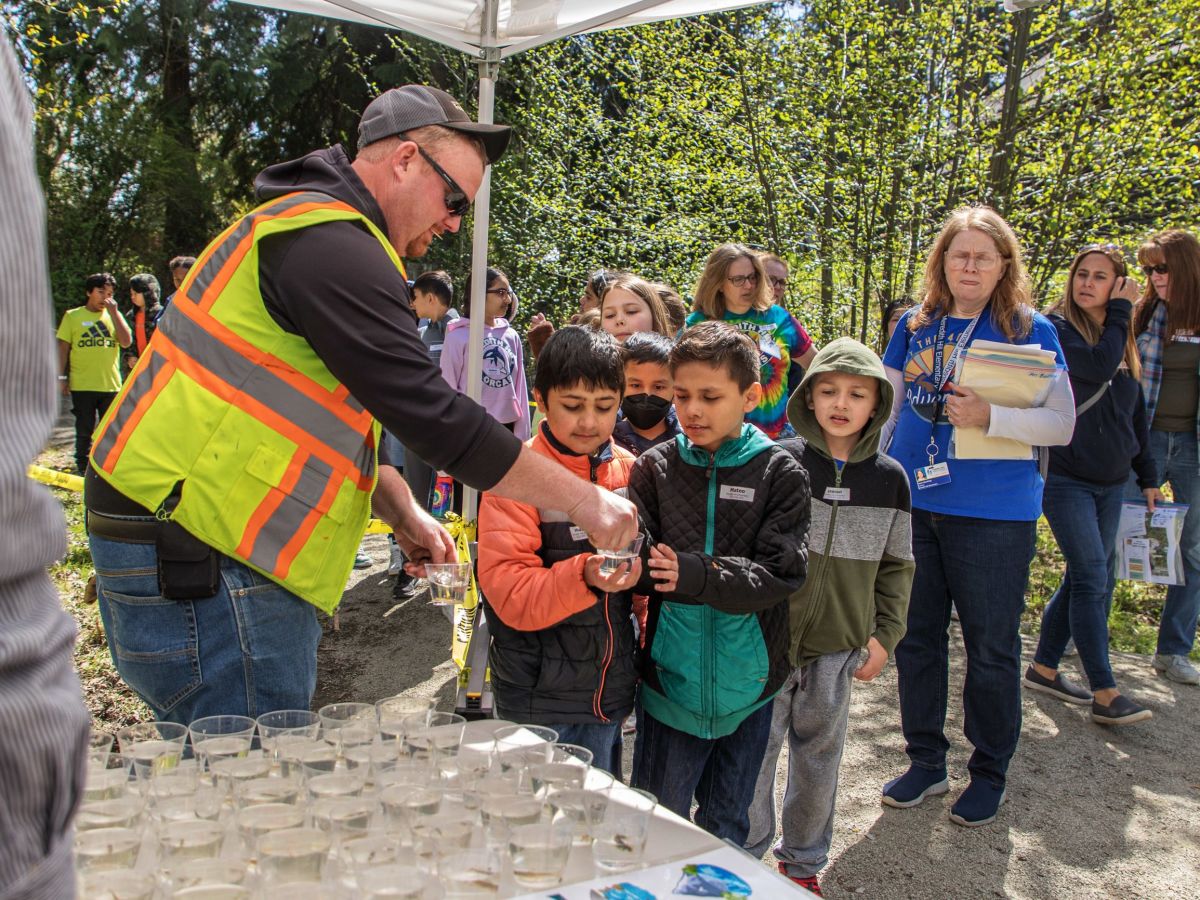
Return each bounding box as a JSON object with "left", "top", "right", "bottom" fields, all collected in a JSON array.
[
  {"left": 987, "top": 8, "right": 1033, "bottom": 213},
  {"left": 159, "top": 0, "right": 209, "bottom": 257},
  {"left": 819, "top": 125, "right": 836, "bottom": 340}
]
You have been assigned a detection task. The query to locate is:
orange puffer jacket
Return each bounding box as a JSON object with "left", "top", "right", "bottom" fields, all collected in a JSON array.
[{"left": 477, "top": 423, "right": 639, "bottom": 725}]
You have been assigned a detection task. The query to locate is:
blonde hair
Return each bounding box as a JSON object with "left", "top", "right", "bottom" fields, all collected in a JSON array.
[
  {"left": 908, "top": 206, "right": 1033, "bottom": 340},
  {"left": 599, "top": 274, "right": 673, "bottom": 338},
  {"left": 693, "top": 244, "right": 772, "bottom": 318},
  {"left": 1046, "top": 245, "right": 1141, "bottom": 381},
  {"left": 1133, "top": 229, "right": 1200, "bottom": 337},
  {"left": 648, "top": 281, "right": 687, "bottom": 334}
]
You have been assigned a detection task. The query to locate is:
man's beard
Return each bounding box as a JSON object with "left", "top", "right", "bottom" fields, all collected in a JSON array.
[{"left": 404, "top": 230, "right": 435, "bottom": 258}]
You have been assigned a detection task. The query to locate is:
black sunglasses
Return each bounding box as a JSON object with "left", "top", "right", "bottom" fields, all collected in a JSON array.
[
  {"left": 1142, "top": 263, "right": 1169, "bottom": 276},
  {"left": 415, "top": 144, "right": 470, "bottom": 218}
]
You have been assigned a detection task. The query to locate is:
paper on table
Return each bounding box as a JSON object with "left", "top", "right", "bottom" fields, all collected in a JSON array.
[{"left": 951, "top": 346, "right": 1061, "bottom": 460}]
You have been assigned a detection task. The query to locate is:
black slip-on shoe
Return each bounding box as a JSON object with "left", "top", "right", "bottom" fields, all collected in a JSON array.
[
  {"left": 1091, "top": 694, "right": 1152, "bottom": 726},
  {"left": 1023, "top": 666, "right": 1092, "bottom": 705}
]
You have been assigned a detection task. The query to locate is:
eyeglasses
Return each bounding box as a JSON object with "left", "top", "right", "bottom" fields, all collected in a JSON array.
[
  {"left": 727, "top": 273, "right": 759, "bottom": 287},
  {"left": 1142, "top": 263, "right": 1169, "bottom": 276},
  {"left": 486, "top": 287, "right": 516, "bottom": 299},
  {"left": 413, "top": 143, "right": 470, "bottom": 218},
  {"left": 768, "top": 277, "right": 787, "bottom": 290},
  {"left": 946, "top": 251, "right": 1003, "bottom": 271}
]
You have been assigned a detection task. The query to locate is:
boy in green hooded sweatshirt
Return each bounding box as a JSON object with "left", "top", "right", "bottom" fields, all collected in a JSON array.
[{"left": 745, "top": 337, "right": 914, "bottom": 896}]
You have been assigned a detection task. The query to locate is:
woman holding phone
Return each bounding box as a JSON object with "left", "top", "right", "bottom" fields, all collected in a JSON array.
[{"left": 1026, "top": 244, "right": 1159, "bottom": 725}]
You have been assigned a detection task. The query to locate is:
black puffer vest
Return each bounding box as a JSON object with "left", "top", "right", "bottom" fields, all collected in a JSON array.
[{"left": 485, "top": 428, "right": 639, "bottom": 725}]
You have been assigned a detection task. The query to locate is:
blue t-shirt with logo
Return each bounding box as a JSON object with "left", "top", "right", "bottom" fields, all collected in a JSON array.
[{"left": 882, "top": 307, "right": 1066, "bottom": 521}]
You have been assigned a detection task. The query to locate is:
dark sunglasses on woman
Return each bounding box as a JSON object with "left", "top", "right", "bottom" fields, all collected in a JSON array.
[{"left": 1142, "top": 263, "right": 1169, "bottom": 276}]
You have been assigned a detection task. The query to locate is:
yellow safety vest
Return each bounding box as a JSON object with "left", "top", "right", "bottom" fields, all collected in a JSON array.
[{"left": 90, "top": 192, "right": 403, "bottom": 613}]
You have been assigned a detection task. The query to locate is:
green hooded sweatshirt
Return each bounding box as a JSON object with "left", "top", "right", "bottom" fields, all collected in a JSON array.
[{"left": 783, "top": 337, "right": 914, "bottom": 668}]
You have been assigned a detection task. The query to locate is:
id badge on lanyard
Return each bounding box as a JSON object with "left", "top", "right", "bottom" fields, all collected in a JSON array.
[{"left": 916, "top": 314, "right": 979, "bottom": 490}]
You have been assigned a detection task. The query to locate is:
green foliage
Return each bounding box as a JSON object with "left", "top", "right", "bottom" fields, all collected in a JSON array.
[{"left": 7, "top": 0, "right": 1199, "bottom": 338}]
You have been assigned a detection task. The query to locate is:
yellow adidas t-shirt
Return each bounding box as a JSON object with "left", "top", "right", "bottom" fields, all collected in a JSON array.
[{"left": 56, "top": 306, "right": 123, "bottom": 392}]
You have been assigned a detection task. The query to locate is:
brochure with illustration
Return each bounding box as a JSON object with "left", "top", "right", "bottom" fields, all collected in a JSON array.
[
  {"left": 518, "top": 844, "right": 811, "bottom": 899},
  {"left": 1117, "top": 500, "right": 1188, "bottom": 586}
]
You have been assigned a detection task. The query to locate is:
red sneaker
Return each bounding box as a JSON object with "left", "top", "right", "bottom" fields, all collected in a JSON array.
[{"left": 778, "top": 863, "right": 822, "bottom": 896}]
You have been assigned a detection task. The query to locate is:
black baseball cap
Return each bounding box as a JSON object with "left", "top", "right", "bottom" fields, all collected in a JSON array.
[{"left": 357, "top": 85, "right": 511, "bottom": 164}]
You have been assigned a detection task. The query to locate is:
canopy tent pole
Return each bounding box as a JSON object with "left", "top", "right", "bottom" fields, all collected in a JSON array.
[{"left": 461, "top": 0, "right": 501, "bottom": 523}]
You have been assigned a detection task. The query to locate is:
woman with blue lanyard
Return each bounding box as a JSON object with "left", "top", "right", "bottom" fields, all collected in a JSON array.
[
  {"left": 1130, "top": 229, "right": 1200, "bottom": 686},
  {"left": 879, "top": 207, "right": 1075, "bottom": 828}
]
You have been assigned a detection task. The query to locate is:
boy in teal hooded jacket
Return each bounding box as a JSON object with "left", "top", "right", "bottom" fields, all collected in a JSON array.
[{"left": 628, "top": 322, "right": 810, "bottom": 843}]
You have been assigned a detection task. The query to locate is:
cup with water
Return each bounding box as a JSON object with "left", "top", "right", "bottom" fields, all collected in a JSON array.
[
  {"left": 596, "top": 534, "right": 644, "bottom": 576},
  {"left": 423, "top": 562, "right": 471, "bottom": 606}
]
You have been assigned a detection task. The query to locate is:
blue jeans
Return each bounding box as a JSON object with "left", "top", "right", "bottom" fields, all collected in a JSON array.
[
  {"left": 545, "top": 722, "right": 623, "bottom": 779},
  {"left": 1036, "top": 473, "right": 1124, "bottom": 690},
  {"left": 631, "top": 701, "right": 773, "bottom": 843},
  {"left": 1130, "top": 431, "right": 1200, "bottom": 656},
  {"left": 90, "top": 531, "right": 323, "bottom": 725},
  {"left": 896, "top": 509, "right": 1035, "bottom": 787}
]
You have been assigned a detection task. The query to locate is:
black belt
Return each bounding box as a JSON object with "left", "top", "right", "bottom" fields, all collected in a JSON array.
[{"left": 86, "top": 509, "right": 158, "bottom": 544}]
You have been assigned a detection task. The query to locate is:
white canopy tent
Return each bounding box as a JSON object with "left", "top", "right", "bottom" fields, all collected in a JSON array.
[{"left": 235, "top": 0, "right": 768, "bottom": 517}]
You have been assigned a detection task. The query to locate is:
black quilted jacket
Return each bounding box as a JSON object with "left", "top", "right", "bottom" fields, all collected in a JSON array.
[{"left": 628, "top": 425, "right": 810, "bottom": 738}]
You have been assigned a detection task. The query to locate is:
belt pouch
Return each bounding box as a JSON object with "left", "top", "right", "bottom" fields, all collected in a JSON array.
[{"left": 157, "top": 515, "right": 220, "bottom": 600}]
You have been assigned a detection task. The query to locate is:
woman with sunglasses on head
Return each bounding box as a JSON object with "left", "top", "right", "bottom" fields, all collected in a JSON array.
[
  {"left": 685, "top": 244, "right": 816, "bottom": 439},
  {"left": 1130, "top": 229, "right": 1200, "bottom": 686},
  {"left": 440, "top": 266, "right": 531, "bottom": 440},
  {"left": 879, "top": 207, "right": 1075, "bottom": 828},
  {"left": 1025, "top": 244, "right": 1159, "bottom": 725}
]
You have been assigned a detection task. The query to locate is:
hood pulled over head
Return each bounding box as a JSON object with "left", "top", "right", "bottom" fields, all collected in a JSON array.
[{"left": 786, "top": 337, "right": 894, "bottom": 463}]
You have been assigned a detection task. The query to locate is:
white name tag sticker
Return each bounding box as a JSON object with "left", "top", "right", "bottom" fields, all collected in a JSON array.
[
  {"left": 428, "top": 342, "right": 444, "bottom": 352},
  {"left": 719, "top": 485, "right": 756, "bottom": 503},
  {"left": 915, "top": 462, "right": 951, "bottom": 490},
  {"left": 569, "top": 525, "right": 589, "bottom": 542},
  {"left": 824, "top": 486, "right": 850, "bottom": 502}
]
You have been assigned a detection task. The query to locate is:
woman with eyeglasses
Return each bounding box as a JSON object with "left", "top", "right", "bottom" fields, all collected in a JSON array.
[
  {"left": 1025, "top": 244, "right": 1158, "bottom": 725},
  {"left": 879, "top": 207, "right": 1074, "bottom": 827},
  {"left": 440, "top": 266, "right": 531, "bottom": 440},
  {"left": 1130, "top": 229, "right": 1200, "bottom": 686},
  {"left": 685, "top": 244, "right": 816, "bottom": 439}
]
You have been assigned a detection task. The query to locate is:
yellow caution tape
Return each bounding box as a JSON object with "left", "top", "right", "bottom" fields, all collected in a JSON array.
[
  {"left": 28, "top": 465, "right": 84, "bottom": 492},
  {"left": 26, "top": 465, "right": 466, "bottom": 541}
]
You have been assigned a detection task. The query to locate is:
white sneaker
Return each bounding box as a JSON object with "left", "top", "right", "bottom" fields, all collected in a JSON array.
[
  {"left": 1152, "top": 654, "right": 1200, "bottom": 686},
  {"left": 388, "top": 540, "right": 404, "bottom": 576}
]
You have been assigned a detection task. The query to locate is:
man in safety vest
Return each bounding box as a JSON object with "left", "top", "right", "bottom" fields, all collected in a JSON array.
[{"left": 83, "top": 85, "right": 638, "bottom": 726}]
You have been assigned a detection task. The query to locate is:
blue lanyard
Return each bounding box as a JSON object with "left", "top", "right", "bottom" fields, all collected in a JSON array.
[{"left": 927, "top": 312, "right": 981, "bottom": 463}]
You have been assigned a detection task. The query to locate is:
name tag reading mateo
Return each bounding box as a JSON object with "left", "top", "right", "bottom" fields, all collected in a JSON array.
[{"left": 719, "top": 485, "right": 756, "bottom": 503}]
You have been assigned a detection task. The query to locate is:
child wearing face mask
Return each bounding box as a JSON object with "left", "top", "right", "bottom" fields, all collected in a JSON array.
[{"left": 613, "top": 332, "right": 681, "bottom": 456}]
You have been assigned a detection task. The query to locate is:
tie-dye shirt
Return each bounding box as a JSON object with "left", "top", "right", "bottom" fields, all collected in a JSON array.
[{"left": 685, "top": 305, "right": 813, "bottom": 439}]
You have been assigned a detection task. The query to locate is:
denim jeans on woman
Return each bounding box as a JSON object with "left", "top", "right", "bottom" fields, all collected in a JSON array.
[
  {"left": 896, "top": 509, "right": 1036, "bottom": 788},
  {"left": 90, "top": 530, "right": 322, "bottom": 726},
  {"left": 1036, "top": 473, "right": 1125, "bottom": 690},
  {"left": 1129, "top": 430, "right": 1200, "bottom": 656}
]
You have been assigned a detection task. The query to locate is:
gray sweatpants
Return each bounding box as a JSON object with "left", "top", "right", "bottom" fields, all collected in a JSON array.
[{"left": 745, "top": 648, "right": 861, "bottom": 877}]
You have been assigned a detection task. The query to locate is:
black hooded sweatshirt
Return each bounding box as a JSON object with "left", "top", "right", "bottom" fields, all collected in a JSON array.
[{"left": 1047, "top": 299, "right": 1157, "bottom": 490}]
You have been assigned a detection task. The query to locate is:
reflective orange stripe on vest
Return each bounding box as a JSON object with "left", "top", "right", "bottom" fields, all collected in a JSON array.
[{"left": 92, "top": 193, "right": 381, "bottom": 490}]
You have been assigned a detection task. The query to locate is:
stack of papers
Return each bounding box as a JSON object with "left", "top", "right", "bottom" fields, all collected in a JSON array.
[{"left": 953, "top": 340, "right": 1061, "bottom": 460}]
